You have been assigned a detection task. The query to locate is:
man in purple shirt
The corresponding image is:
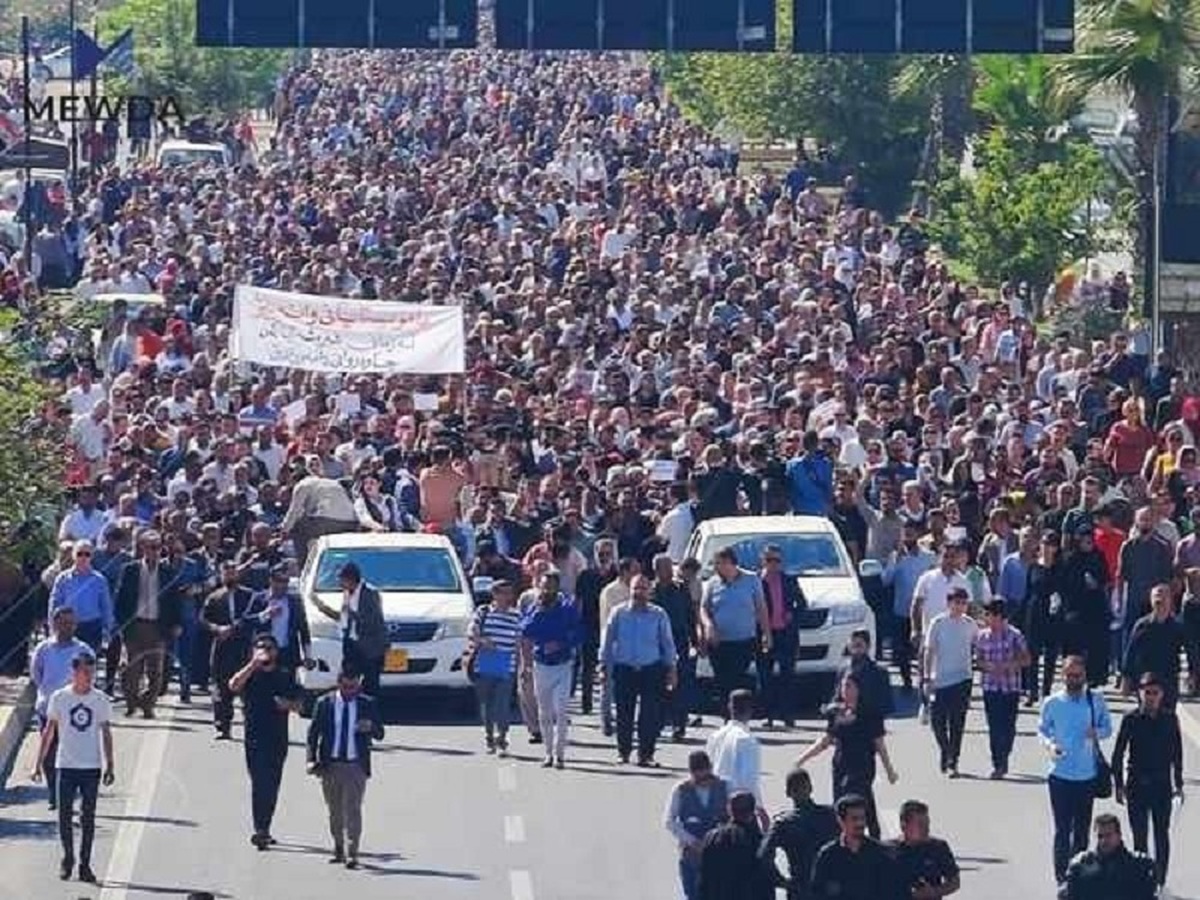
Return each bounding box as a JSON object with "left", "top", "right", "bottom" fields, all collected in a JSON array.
[{"left": 974, "top": 599, "right": 1030, "bottom": 779}]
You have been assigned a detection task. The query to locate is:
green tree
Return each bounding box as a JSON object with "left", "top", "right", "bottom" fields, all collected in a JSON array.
[
  {"left": 971, "top": 56, "right": 1084, "bottom": 166},
  {"left": 100, "top": 0, "right": 285, "bottom": 116},
  {"left": 1053, "top": 0, "right": 1200, "bottom": 298},
  {"left": 0, "top": 313, "right": 64, "bottom": 553},
  {"left": 929, "top": 128, "right": 1108, "bottom": 293}
]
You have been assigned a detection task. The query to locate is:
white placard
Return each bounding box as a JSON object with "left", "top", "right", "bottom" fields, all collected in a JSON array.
[
  {"left": 413, "top": 392, "right": 440, "bottom": 412},
  {"left": 230, "top": 285, "right": 465, "bottom": 374},
  {"left": 282, "top": 398, "right": 307, "bottom": 428}
]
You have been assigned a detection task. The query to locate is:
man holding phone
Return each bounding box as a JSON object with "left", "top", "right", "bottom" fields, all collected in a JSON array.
[
  {"left": 33, "top": 650, "right": 115, "bottom": 883},
  {"left": 230, "top": 635, "right": 303, "bottom": 850}
]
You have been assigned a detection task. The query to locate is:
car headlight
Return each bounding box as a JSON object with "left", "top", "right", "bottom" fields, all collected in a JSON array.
[
  {"left": 437, "top": 618, "right": 472, "bottom": 640},
  {"left": 828, "top": 603, "right": 869, "bottom": 626}
]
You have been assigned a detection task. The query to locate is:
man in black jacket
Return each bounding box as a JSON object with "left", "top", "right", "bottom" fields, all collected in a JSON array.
[
  {"left": 200, "top": 560, "right": 255, "bottom": 739},
  {"left": 246, "top": 564, "right": 312, "bottom": 674},
  {"left": 758, "top": 545, "right": 805, "bottom": 728},
  {"left": 759, "top": 767, "right": 837, "bottom": 900},
  {"left": 1059, "top": 814, "right": 1156, "bottom": 900},
  {"left": 697, "top": 791, "right": 773, "bottom": 900},
  {"left": 310, "top": 562, "right": 388, "bottom": 697},
  {"left": 1122, "top": 584, "right": 1187, "bottom": 707},
  {"left": 114, "top": 530, "right": 183, "bottom": 718},
  {"left": 832, "top": 629, "right": 893, "bottom": 722},
  {"left": 306, "top": 666, "right": 385, "bottom": 868}
]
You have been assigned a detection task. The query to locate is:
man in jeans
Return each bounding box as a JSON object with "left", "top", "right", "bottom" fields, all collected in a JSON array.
[
  {"left": 520, "top": 570, "right": 582, "bottom": 768},
  {"left": 33, "top": 651, "right": 116, "bottom": 883},
  {"left": 974, "top": 599, "right": 1031, "bottom": 779},
  {"left": 29, "top": 607, "right": 93, "bottom": 810},
  {"left": 923, "top": 586, "right": 978, "bottom": 777},
  {"left": 1039, "top": 655, "right": 1113, "bottom": 885}
]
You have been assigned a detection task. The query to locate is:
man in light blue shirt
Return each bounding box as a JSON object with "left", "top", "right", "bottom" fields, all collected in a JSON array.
[
  {"left": 48, "top": 540, "right": 114, "bottom": 656},
  {"left": 30, "top": 607, "right": 94, "bottom": 810},
  {"left": 1038, "top": 654, "right": 1113, "bottom": 884},
  {"left": 700, "top": 549, "right": 771, "bottom": 715},
  {"left": 602, "top": 575, "right": 677, "bottom": 766},
  {"left": 882, "top": 521, "right": 936, "bottom": 690}
]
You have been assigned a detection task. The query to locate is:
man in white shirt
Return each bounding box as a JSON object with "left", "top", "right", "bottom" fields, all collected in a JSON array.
[
  {"left": 62, "top": 370, "right": 105, "bottom": 417},
  {"left": 656, "top": 484, "right": 695, "bottom": 564},
  {"left": 704, "top": 689, "right": 767, "bottom": 827},
  {"left": 33, "top": 651, "right": 115, "bottom": 884}
]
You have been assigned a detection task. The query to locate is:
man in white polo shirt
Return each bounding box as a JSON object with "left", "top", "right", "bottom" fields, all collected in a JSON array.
[{"left": 910, "top": 542, "right": 971, "bottom": 721}]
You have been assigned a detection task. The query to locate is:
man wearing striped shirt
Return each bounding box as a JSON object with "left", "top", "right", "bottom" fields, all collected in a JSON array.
[
  {"left": 468, "top": 580, "right": 523, "bottom": 756},
  {"left": 974, "top": 599, "right": 1031, "bottom": 780}
]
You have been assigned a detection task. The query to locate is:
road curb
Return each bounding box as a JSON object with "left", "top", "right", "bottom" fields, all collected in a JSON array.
[{"left": 0, "top": 677, "right": 35, "bottom": 788}]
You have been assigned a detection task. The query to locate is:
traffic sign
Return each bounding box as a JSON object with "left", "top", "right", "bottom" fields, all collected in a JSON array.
[
  {"left": 196, "top": 0, "right": 477, "bottom": 49},
  {"left": 793, "top": 0, "right": 1074, "bottom": 54},
  {"left": 493, "top": 0, "right": 775, "bottom": 51}
]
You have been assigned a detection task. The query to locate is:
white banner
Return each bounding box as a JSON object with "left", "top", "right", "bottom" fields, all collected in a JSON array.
[{"left": 230, "top": 286, "right": 465, "bottom": 374}]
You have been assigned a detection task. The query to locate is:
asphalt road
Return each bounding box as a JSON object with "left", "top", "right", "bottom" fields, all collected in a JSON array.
[{"left": 3, "top": 681, "right": 1200, "bottom": 900}]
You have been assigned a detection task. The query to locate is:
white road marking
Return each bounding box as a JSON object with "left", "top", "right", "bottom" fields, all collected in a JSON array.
[
  {"left": 510, "top": 869, "right": 535, "bottom": 900},
  {"left": 98, "top": 705, "right": 176, "bottom": 900},
  {"left": 880, "top": 807, "right": 900, "bottom": 840},
  {"left": 498, "top": 763, "right": 517, "bottom": 792},
  {"left": 504, "top": 814, "right": 526, "bottom": 843},
  {"left": 1175, "top": 702, "right": 1200, "bottom": 752}
]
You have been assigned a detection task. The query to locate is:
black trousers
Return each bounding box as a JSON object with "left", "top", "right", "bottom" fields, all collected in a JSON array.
[
  {"left": 211, "top": 646, "right": 247, "bottom": 732},
  {"left": 58, "top": 768, "right": 100, "bottom": 865},
  {"left": 1049, "top": 775, "right": 1094, "bottom": 882},
  {"left": 982, "top": 691, "right": 1020, "bottom": 770},
  {"left": 245, "top": 740, "right": 288, "bottom": 836},
  {"left": 343, "top": 641, "right": 383, "bottom": 697},
  {"left": 576, "top": 641, "right": 599, "bottom": 714},
  {"left": 709, "top": 639, "right": 756, "bottom": 713},
  {"left": 613, "top": 663, "right": 665, "bottom": 760},
  {"left": 930, "top": 679, "right": 972, "bottom": 770},
  {"left": 1028, "top": 640, "right": 1059, "bottom": 701},
  {"left": 756, "top": 628, "right": 798, "bottom": 721},
  {"left": 105, "top": 634, "right": 123, "bottom": 694},
  {"left": 1128, "top": 781, "right": 1173, "bottom": 886},
  {"left": 38, "top": 714, "right": 59, "bottom": 806},
  {"left": 893, "top": 616, "right": 914, "bottom": 688},
  {"left": 833, "top": 765, "right": 880, "bottom": 839}
]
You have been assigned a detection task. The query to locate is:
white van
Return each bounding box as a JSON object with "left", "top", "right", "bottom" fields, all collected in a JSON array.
[
  {"left": 684, "top": 516, "right": 875, "bottom": 678},
  {"left": 155, "top": 139, "right": 231, "bottom": 169},
  {"left": 297, "top": 532, "right": 474, "bottom": 706}
]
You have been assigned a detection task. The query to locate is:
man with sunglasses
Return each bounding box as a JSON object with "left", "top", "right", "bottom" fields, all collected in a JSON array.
[
  {"left": 47, "top": 539, "right": 113, "bottom": 659},
  {"left": 757, "top": 545, "right": 802, "bottom": 728}
]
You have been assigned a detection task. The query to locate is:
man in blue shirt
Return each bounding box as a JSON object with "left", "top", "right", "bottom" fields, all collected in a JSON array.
[
  {"left": 520, "top": 570, "right": 582, "bottom": 769},
  {"left": 29, "top": 607, "right": 93, "bottom": 811},
  {"left": 1039, "top": 654, "right": 1113, "bottom": 885},
  {"left": 700, "top": 549, "right": 772, "bottom": 714},
  {"left": 48, "top": 540, "right": 113, "bottom": 657},
  {"left": 882, "top": 521, "right": 936, "bottom": 690},
  {"left": 602, "top": 574, "right": 677, "bottom": 766},
  {"left": 785, "top": 432, "right": 833, "bottom": 516}
]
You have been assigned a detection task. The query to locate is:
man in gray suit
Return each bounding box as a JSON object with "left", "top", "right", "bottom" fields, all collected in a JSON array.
[
  {"left": 312, "top": 562, "right": 388, "bottom": 696},
  {"left": 305, "top": 666, "right": 385, "bottom": 868}
]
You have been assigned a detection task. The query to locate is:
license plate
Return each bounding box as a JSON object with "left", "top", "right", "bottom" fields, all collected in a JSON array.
[{"left": 383, "top": 649, "right": 409, "bottom": 673}]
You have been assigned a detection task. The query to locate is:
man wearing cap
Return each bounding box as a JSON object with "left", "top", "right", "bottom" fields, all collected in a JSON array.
[
  {"left": 33, "top": 649, "right": 115, "bottom": 883},
  {"left": 247, "top": 564, "right": 312, "bottom": 675},
  {"left": 48, "top": 539, "right": 114, "bottom": 658},
  {"left": 30, "top": 607, "right": 93, "bottom": 810},
  {"left": 201, "top": 560, "right": 256, "bottom": 739}
]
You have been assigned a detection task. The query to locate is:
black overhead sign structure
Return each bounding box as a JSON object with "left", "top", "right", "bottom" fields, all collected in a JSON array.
[{"left": 196, "top": 0, "right": 1074, "bottom": 53}]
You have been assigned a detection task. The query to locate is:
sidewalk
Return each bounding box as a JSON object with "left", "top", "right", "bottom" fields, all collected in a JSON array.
[{"left": 0, "top": 675, "right": 34, "bottom": 788}]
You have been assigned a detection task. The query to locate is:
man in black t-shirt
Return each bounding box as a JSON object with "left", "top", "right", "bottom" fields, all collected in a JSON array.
[
  {"left": 229, "top": 634, "right": 303, "bottom": 849},
  {"left": 809, "top": 794, "right": 894, "bottom": 900},
  {"left": 759, "top": 767, "right": 838, "bottom": 900},
  {"left": 887, "top": 800, "right": 960, "bottom": 899}
]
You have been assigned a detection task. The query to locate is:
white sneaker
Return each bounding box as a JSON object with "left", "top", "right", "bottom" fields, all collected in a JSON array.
[{"left": 919, "top": 702, "right": 930, "bottom": 725}]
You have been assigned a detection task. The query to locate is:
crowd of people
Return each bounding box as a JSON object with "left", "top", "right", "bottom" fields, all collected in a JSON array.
[{"left": 2, "top": 25, "right": 1196, "bottom": 900}]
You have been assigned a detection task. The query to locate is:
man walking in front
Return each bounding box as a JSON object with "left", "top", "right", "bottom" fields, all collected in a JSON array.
[
  {"left": 520, "top": 570, "right": 582, "bottom": 768},
  {"left": 923, "top": 587, "right": 978, "bottom": 777},
  {"left": 602, "top": 573, "right": 677, "bottom": 766},
  {"left": 33, "top": 651, "right": 115, "bottom": 883},
  {"left": 975, "top": 599, "right": 1031, "bottom": 778},
  {"left": 758, "top": 767, "right": 838, "bottom": 900},
  {"left": 306, "top": 666, "right": 385, "bottom": 869},
  {"left": 700, "top": 549, "right": 771, "bottom": 710},
  {"left": 705, "top": 690, "right": 765, "bottom": 825},
  {"left": 1040, "top": 655, "right": 1114, "bottom": 886},
  {"left": 114, "top": 530, "right": 182, "bottom": 718},
  {"left": 696, "top": 791, "right": 773, "bottom": 900},
  {"left": 200, "top": 560, "right": 255, "bottom": 739},
  {"left": 1059, "top": 814, "right": 1156, "bottom": 899},
  {"left": 663, "top": 749, "right": 729, "bottom": 900},
  {"left": 30, "top": 607, "right": 93, "bottom": 810}
]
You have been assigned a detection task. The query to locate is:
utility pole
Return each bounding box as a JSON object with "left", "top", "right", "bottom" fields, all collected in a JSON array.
[
  {"left": 21, "top": 15, "right": 33, "bottom": 277},
  {"left": 69, "top": 0, "right": 78, "bottom": 190}
]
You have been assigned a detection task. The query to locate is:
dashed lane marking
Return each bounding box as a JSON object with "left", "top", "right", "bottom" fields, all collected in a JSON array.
[
  {"left": 510, "top": 869, "right": 535, "bottom": 900},
  {"left": 504, "top": 814, "right": 526, "bottom": 843}
]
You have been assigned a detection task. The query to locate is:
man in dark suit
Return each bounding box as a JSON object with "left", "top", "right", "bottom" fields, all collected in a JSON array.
[
  {"left": 246, "top": 564, "right": 312, "bottom": 674},
  {"left": 306, "top": 666, "right": 385, "bottom": 868},
  {"left": 200, "top": 560, "right": 255, "bottom": 739},
  {"left": 311, "top": 562, "right": 387, "bottom": 696},
  {"left": 757, "top": 545, "right": 805, "bottom": 728},
  {"left": 114, "top": 530, "right": 183, "bottom": 718}
]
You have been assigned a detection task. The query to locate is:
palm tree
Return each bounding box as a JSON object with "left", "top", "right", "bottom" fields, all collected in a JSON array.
[{"left": 1053, "top": 0, "right": 1200, "bottom": 315}]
